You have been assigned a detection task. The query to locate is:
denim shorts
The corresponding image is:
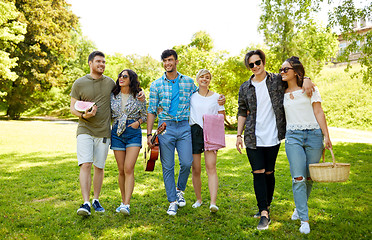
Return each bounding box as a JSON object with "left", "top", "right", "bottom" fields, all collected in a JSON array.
[{"left": 111, "top": 120, "right": 142, "bottom": 151}]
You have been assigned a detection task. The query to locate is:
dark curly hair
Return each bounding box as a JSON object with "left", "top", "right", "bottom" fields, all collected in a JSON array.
[
  {"left": 285, "top": 56, "right": 305, "bottom": 87},
  {"left": 112, "top": 69, "right": 141, "bottom": 98}
]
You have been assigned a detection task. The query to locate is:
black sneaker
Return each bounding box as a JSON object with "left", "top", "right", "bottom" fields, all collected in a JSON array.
[
  {"left": 92, "top": 200, "right": 105, "bottom": 212},
  {"left": 257, "top": 216, "right": 271, "bottom": 230},
  {"left": 77, "top": 203, "right": 91, "bottom": 216},
  {"left": 253, "top": 212, "right": 260, "bottom": 218}
]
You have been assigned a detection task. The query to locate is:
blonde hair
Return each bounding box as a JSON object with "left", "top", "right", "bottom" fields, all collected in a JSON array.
[{"left": 195, "top": 69, "right": 212, "bottom": 80}]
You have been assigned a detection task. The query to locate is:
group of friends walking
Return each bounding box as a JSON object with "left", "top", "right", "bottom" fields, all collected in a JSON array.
[{"left": 70, "top": 48, "right": 332, "bottom": 234}]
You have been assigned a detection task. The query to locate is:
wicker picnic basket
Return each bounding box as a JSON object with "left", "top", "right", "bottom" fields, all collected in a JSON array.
[{"left": 309, "top": 149, "right": 350, "bottom": 182}]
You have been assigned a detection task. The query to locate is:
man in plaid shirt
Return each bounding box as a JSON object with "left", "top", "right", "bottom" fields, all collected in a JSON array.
[{"left": 147, "top": 49, "right": 224, "bottom": 215}]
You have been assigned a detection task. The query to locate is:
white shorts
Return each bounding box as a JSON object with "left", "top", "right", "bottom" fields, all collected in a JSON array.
[{"left": 77, "top": 134, "right": 110, "bottom": 169}]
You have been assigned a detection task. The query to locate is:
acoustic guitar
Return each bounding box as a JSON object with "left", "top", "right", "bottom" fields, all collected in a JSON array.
[{"left": 144, "top": 122, "right": 166, "bottom": 171}]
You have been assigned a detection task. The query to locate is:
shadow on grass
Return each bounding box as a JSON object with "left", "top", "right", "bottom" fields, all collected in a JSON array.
[{"left": 0, "top": 143, "right": 371, "bottom": 239}]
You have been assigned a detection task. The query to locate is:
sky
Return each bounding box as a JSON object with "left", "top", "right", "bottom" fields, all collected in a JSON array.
[{"left": 67, "top": 0, "right": 330, "bottom": 59}]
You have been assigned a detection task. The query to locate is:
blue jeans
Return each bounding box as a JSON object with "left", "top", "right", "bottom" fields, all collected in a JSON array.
[
  {"left": 158, "top": 120, "right": 193, "bottom": 202},
  {"left": 285, "top": 128, "right": 323, "bottom": 221}
]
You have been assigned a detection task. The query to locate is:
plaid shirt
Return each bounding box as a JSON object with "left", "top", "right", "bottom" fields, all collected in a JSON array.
[{"left": 148, "top": 72, "right": 198, "bottom": 121}]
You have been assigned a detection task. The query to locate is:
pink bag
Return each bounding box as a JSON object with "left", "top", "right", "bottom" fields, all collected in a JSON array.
[{"left": 203, "top": 114, "right": 225, "bottom": 151}]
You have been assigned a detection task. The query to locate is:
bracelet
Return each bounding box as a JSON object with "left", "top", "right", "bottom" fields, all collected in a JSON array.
[
  {"left": 137, "top": 120, "right": 141, "bottom": 125},
  {"left": 237, "top": 135, "right": 242, "bottom": 138},
  {"left": 147, "top": 133, "right": 152, "bottom": 137},
  {"left": 81, "top": 112, "right": 86, "bottom": 120}
]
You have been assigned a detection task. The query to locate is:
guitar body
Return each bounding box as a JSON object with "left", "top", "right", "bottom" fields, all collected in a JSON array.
[
  {"left": 144, "top": 123, "right": 166, "bottom": 172},
  {"left": 144, "top": 137, "right": 159, "bottom": 171}
]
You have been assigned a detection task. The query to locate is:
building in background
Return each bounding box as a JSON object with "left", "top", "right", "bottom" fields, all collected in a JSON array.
[{"left": 334, "top": 19, "right": 372, "bottom": 64}]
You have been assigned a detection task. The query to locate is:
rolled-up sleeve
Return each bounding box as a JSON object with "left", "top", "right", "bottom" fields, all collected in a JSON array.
[
  {"left": 147, "top": 82, "right": 159, "bottom": 116},
  {"left": 139, "top": 100, "right": 147, "bottom": 122},
  {"left": 237, "top": 83, "right": 248, "bottom": 117}
]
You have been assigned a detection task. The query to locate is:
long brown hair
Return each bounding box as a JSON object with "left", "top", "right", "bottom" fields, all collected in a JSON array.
[
  {"left": 285, "top": 56, "right": 305, "bottom": 87},
  {"left": 112, "top": 69, "right": 141, "bottom": 98}
]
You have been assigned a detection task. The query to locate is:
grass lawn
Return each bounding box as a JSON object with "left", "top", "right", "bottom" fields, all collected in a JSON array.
[{"left": 0, "top": 121, "right": 371, "bottom": 239}]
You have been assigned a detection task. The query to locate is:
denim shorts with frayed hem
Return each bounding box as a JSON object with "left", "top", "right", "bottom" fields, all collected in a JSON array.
[{"left": 111, "top": 120, "right": 142, "bottom": 151}]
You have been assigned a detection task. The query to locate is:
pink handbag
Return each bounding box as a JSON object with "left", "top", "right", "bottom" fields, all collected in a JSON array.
[{"left": 203, "top": 114, "right": 225, "bottom": 151}]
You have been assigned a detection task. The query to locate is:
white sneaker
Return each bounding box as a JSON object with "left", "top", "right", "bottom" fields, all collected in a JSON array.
[
  {"left": 192, "top": 201, "right": 202, "bottom": 208},
  {"left": 299, "top": 221, "right": 310, "bottom": 234},
  {"left": 116, "top": 203, "right": 125, "bottom": 213},
  {"left": 176, "top": 190, "right": 186, "bottom": 207},
  {"left": 291, "top": 208, "right": 300, "bottom": 220},
  {"left": 209, "top": 204, "right": 219, "bottom": 213},
  {"left": 167, "top": 202, "right": 178, "bottom": 216}
]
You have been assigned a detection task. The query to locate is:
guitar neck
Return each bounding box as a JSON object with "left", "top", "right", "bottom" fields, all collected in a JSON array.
[{"left": 150, "top": 133, "right": 158, "bottom": 144}]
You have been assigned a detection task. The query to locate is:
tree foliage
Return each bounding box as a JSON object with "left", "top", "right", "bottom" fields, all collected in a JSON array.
[
  {"left": 3, "top": 0, "right": 78, "bottom": 119},
  {"left": 258, "top": 0, "right": 338, "bottom": 77},
  {"left": 0, "top": 1, "right": 26, "bottom": 82},
  {"left": 104, "top": 53, "right": 162, "bottom": 90},
  {"left": 62, "top": 26, "right": 96, "bottom": 91},
  {"left": 173, "top": 31, "right": 243, "bottom": 117},
  {"left": 328, "top": 0, "right": 372, "bottom": 85}
]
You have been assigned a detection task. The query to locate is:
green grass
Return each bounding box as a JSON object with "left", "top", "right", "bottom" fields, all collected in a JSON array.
[
  {"left": 0, "top": 121, "right": 371, "bottom": 239},
  {"left": 317, "top": 64, "right": 372, "bottom": 131}
]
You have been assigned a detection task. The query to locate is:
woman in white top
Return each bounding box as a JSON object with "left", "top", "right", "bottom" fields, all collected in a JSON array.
[
  {"left": 189, "top": 69, "right": 225, "bottom": 213},
  {"left": 281, "top": 56, "right": 332, "bottom": 234}
]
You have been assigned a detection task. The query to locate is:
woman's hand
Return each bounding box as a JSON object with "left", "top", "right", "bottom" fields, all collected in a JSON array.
[
  {"left": 324, "top": 136, "right": 332, "bottom": 150},
  {"left": 128, "top": 121, "right": 140, "bottom": 129}
]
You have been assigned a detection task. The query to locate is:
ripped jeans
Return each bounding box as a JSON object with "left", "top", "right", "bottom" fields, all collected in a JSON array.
[{"left": 285, "top": 129, "right": 323, "bottom": 221}]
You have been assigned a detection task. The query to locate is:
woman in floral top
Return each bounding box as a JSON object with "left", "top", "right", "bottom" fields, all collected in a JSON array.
[{"left": 110, "top": 69, "right": 146, "bottom": 215}]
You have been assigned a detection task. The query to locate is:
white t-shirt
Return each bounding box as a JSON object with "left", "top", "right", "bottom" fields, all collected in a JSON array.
[
  {"left": 189, "top": 92, "right": 225, "bottom": 128},
  {"left": 284, "top": 86, "right": 322, "bottom": 130},
  {"left": 251, "top": 78, "right": 280, "bottom": 147}
]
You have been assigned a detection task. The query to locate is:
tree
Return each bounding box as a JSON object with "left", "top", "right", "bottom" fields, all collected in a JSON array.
[
  {"left": 292, "top": 21, "right": 339, "bottom": 78},
  {"left": 104, "top": 53, "right": 162, "bottom": 90},
  {"left": 3, "top": 0, "right": 78, "bottom": 119},
  {"left": 0, "top": 1, "right": 26, "bottom": 92},
  {"left": 258, "top": 0, "right": 338, "bottom": 76},
  {"left": 62, "top": 26, "right": 96, "bottom": 90},
  {"left": 328, "top": 0, "right": 372, "bottom": 85},
  {"left": 173, "top": 31, "right": 227, "bottom": 82}
]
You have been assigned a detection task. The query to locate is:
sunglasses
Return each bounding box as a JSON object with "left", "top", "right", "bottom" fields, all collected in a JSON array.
[
  {"left": 279, "top": 67, "right": 294, "bottom": 73},
  {"left": 248, "top": 60, "right": 262, "bottom": 68},
  {"left": 119, "top": 74, "right": 129, "bottom": 78}
]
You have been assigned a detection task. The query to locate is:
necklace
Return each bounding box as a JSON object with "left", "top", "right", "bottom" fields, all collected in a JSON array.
[
  {"left": 199, "top": 89, "right": 209, "bottom": 97},
  {"left": 287, "top": 88, "right": 300, "bottom": 99}
]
